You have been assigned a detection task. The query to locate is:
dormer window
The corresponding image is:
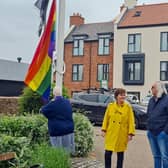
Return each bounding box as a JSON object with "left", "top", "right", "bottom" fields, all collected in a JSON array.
[
  {"left": 73, "top": 36, "right": 85, "bottom": 56},
  {"left": 133, "top": 11, "right": 142, "bottom": 17},
  {"left": 98, "top": 34, "right": 111, "bottom": 55}
]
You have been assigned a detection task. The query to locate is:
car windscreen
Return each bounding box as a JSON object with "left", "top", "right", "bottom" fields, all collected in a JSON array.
[{"left": 79, "top": 94, "right": 98, "bottom": 102}]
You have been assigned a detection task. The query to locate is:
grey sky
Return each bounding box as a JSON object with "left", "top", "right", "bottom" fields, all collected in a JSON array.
[{"left": 0, "top": 0, "right": 167, "bottom": 63}]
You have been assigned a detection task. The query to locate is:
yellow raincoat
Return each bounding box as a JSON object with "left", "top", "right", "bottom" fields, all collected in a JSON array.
[{"left": 102, "top": 101, "right": 135, "bottom": 152}]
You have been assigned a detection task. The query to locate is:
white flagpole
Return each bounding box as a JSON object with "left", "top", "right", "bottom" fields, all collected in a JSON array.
[{"left": 55, "top": 0, "right": 66, "bottom": 96}]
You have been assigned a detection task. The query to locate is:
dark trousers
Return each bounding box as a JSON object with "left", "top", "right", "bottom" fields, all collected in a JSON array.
[{"left": 105, "top": 150, "right": 124, "bottom": 168}]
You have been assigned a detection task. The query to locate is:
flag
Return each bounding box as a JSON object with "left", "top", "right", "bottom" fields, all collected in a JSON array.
[
  {"left": 24, "top": 0, "right": 56, "bottom": 100},
  {"left": 34, "top": 0, "right": 50, "bottom": 36}
]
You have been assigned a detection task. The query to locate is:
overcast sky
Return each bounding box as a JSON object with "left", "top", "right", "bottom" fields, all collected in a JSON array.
[{"left": 0, "top": 0, "right": 167, "bottom": 63}]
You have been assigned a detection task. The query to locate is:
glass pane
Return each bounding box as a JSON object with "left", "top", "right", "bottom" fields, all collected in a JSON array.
[
  {"left": 79, "top": 40, "right": 84, "bottom": 55},
  {"left": 128, "top": 44, "right": 134, "bottom": 53},
  {"left": 135, "top": 34, "right": 141, "bottom": 52},
  {"left": 128, "top": 63, "right": 134, "bottom": 80},
  {"left": 79, "top": 48, "right": 83, "bottom": 56},
  {"left": 74, "top": 40, "right": 78, "bottom": 47},
  {"left": 161, "top": 62, "right": 167, "bottom": 71},
  {"left": 105, "top": 38, "right": 109, "bottom": 46},
  {"left": 73, "top": 74, "right": 77, "bottom": 81},
  {"left": 73, "top": 48, "right": 78, "bottom": 56},
  {"left": 135, "top": 62, "right": 141, "bottom": 80},
  {"left": 128, "top": 35, "right": 134, "bottom": 43},
  {"left": 78, "top": 65, "right": 83, "bottom": 80},
  {"left": 99, "top": 94, "right": 109, "bottom": 103},
  {"left": 73, "top": 65, "right": 77, "bottom": 73},
  {"left": 161, "top": 72, "right": 166, "bottom": 81},
  {"left": 104, "top": 47, "right": 109, "bottom": 55},
  {"left": 161, "top": 33, "right": 168, "bottom": 51},
  {"left": 103, "top": 64, "right": 109, "bottom": 80},
  {"left": 98, "top": 65, "right": 103, "bottom": 81},
  {"left": 99, "top": 39, "right": 104, "bottom": 55}
]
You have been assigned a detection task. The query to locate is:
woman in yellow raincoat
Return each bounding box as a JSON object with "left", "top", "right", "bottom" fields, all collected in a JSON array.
[{"left": 101, "top": 88, "right": 135, "bottom": 168}]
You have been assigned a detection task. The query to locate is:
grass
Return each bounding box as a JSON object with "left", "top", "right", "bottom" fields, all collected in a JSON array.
[{"left": 30, "top": 144, "right": 71, "bottom": 168}]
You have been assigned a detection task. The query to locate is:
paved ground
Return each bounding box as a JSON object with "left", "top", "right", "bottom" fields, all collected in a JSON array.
[{"left": 93, "top": 127, "right": 153, "bottom": 168}]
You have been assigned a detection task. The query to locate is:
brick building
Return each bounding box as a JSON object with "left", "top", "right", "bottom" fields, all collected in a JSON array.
[{"left": 64, "top": 13, "right": 114, "bottom": 95}]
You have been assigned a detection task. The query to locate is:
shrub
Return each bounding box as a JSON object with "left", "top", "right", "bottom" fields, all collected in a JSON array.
[
  {"left": 0, "top": 134, "right": 32, "bottom": 168},
  {"left": 0, "top": 113, "right": 94, "bottom": 157},
  {"left": 73, "top": 113, "right": 94, "bottom": 157},
  {"left": 18, "top": 87, "right": 43, "bottom": 114},
  {"left": 0, "top": 115, "right": 48, "bottom": 145},
  {"left": 30, "top": 143, "right": 70, "bottom": 168}
]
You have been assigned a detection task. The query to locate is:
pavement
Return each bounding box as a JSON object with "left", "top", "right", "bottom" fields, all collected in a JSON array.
[{"left": 93, "top": 127, "right": 153, "bottom": 168}]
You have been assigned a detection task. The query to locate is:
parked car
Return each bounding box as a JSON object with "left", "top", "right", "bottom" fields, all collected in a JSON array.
[
  {"left": 141, "top": 95, "right": 151, "bottom": 106},
  {"left": 71, "top": 91, "right": 147, "bottom": 129},
  {"left": 127, "top": 94, "right": 140, "bottom": 104}
]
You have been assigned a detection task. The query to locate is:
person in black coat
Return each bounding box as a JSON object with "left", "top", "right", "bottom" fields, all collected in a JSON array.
[
  {"left": 41, "top": 86, "right": 75, "bottom": 153},
  {"left": 147, "top": 81, "right": 168, "bottom": 168}
]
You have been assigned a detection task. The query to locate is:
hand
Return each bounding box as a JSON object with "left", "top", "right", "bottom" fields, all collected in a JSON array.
[
  {"left": 101, "top": 130, "right": 106, "bottom": 137},
  {"left": 128, "top": 135, "right": 133, "bottom": 141}
]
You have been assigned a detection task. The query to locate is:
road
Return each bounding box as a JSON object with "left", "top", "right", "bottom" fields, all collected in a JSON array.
[{"left": 93, "top": 127, "right": 153, "bottom": 168}]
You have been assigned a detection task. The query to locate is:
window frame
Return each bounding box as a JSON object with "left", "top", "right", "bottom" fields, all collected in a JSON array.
[
  {"left": 123, "top": 54, "right": 145, "bottom": 85},
  {"left": 72, "top": 64, "right": 83, "bottom": 81},
  {"left": 128, "top": 33, "right": 141, "bottom": 53},
  {"left": 97, "top": 64, "right": 109, "bottom": 81},
  {"left": 160, "top": 32, "right": 168, "bottom": 52},
  {"left": 98, "top": 34, "right": 111, "bottom": 56},
  {"left": 160, "top": 61, "right": 168, "bottom": 81},
  {"left": 73, "top": 36, "right": 84, "bottom": 56}
]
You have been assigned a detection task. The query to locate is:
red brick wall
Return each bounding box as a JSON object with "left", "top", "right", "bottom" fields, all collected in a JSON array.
[{"left": 63, "top": 40, "right": 114, "bottom": 96}]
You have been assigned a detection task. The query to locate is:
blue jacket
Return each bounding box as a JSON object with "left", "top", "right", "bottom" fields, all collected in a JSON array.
[
  {"left": 147, "top": 94, "right": 168, "bottom": 135},
  {"left": 41, "top": 96, "right": 74, "bottom": 136}
]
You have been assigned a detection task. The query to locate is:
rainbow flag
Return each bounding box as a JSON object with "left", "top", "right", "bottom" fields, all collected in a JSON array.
[{"left": 24, "top": 0, "right": 56, "bottom": 100}]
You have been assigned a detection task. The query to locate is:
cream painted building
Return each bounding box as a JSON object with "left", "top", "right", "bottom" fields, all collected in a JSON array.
[{"left": 114, "top": 0, "right": 168, "bottom": 99}]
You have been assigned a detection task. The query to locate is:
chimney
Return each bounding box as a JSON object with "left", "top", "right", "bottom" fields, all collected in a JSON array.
[
  {"left": 120, "top": 4, "right": 125, "bottom": 12},
  {"left": 17, "top": 57, "right": 22, "bottom": 63},
  {"left": 125, "top": 0, "right": 137, "bottom": 9},
  {"left": 70, "top": 13, "right": 85, "bottom": 27}
]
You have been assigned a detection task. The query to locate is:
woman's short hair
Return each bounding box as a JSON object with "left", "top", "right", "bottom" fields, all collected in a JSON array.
[
  {"left": 114, "top": 88, "right": 126, "bottom": 99},
  {"left": 155, "top": 81, "right": 167, "bottom": 98}
]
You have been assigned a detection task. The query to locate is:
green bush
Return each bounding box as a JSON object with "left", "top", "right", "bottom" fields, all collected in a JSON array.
[
  {"left": 0, "top": 134, "right": 32, "bottom": 168},
  {"left": 18, "top": 87, "right": 43, "bottom": 114},
  {"left": 0, "top": 115, "right": 48, "bottom": 145},
  {"left": 30, "top": 143, "right": 70, "bottom": 168},
  {"left": 73, "top": 113, "right": 94, "bottom": 157},
  {"left": 0, "top": 113, "right": 94, "bottom": 158},
  {"left": 18, "top": 86, "right": 70, "bottom": 114}
]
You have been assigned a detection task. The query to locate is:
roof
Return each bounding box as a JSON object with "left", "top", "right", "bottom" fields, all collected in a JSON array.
[
  {"left": 0, "top": 59, "right": 29, "bottom": 82},
  {"left": 65, "top": 21, "right": 114, "bottom": 42},
  {"left": 118, "top": 3, "right": 168, "bottom": 28}
]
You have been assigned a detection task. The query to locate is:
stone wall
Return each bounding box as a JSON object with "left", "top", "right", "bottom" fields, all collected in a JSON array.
[{"left": 0, "top": 97, "right": 19, "bottom": 115}]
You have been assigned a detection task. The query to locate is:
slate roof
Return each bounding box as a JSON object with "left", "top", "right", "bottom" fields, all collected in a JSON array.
[
  {"left": 65, "top": 21, "right": 114, "bottom": 42},
  {"left": 0, "top": 59, "right": 29, "bottom": 82}
]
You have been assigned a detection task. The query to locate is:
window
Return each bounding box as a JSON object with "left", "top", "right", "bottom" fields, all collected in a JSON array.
[
  {"left": 160, "top": 62, "right": 168, "bottom": 81},
  {"left": 128, "top": 34, "right": 141, "bottom": 53},
  {"left": 123, "top": 54, "right": 145, "bottom": 85},
  {"left": 98, "top": 34, "right": 111, "bottom": 55},
  {"left": 73, "top": 36, "right": 84, "bottom": 56},
  {"left": 161, "top": 32, "right": 168, "bottom": 51},
  {"left": 72, "top": 64, "right": 83, "bottom": 81},
  {"left": 97, "top": 64, "right": 109, "bottom": 81}
]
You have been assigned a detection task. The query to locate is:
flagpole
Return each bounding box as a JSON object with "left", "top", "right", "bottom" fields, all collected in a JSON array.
[{"left": 55, "top": 0, "right": 66, "bottom": 96}]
